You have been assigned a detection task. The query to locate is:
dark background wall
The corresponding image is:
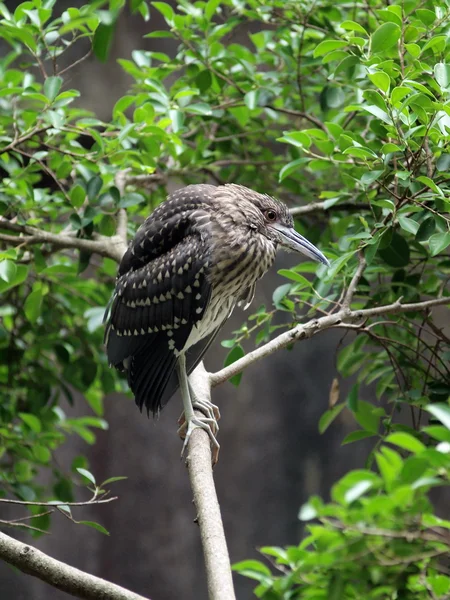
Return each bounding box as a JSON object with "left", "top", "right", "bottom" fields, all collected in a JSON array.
[{"left": 0, "top": 4, "right": 369, "bottom": 599}]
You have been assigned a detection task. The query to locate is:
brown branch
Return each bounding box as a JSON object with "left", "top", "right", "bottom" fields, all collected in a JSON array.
[
  {"left": 0, "top": 218, "right": 126, "bottom": 262},
  {"left": 0, "top": 126, "right": 50, "bottom": 154},
  {"left": 210, "top": 159, "right": 284, "bottom": 167},
  {"left": 342, "top": 250, "right": 366, "bottom": 311},
  {"left": 58, "top": 47, "right": 93, "bottom": 77},
  {"left": 266, "top": 105, "right": 327, "bottom": 132},
  {"left": 0, "top": 531, "right": 150, "bottom": 600},
  {"left": 210, "top": 297, "right": 450, "bottom": 387}
]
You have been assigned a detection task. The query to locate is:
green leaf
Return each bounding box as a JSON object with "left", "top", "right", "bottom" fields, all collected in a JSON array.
[
  {"left": 378, "top": 233, "right": 410, "bottom": 267},
  {"left": 70, "top": 184, "right": 86, "bottom": 209},
  {"left": 313, "top": 40, "right": 348, "bottom": 58},
  {"left": 416, "top": 8, "right": 436, "bottom": 26},
  {"left": 101, "top": 476, "right": 128, "bottom": 486},
  {"left": 0, "top": 264, "right": 28, "bottom": 294},
  {"left": 416, "top": 175, "right": 444, "bottom": 197},
  {"left": 33, "top": 444, "right": 51, "bottom": 463},
  {"left": 368, "top": 71, "right": 390, "bottom": 94},
  {"left": 277, "top": 269, "right": 311, "bottom": 287},
  {"left": 76, "top": 468, "right": 96, "bottom": 485},
  {"left": 340, "top": 20, "right": 368, "bottom": 35},
  {"left": 398, "top": 216, "right": 419, "bottom": 235},
  {"left": 119, "top": 192, "right": 145, "bottom": 208},
  {"left": 93, "top": 23, "right": 116, "bottom": 62},
  {"left": 342, "top": 430, "right": 375, "bottom": 445},
  {"left": 279, "top": 158, "right": 307, "bottom": 181},
  {"left": 332, "top": 470, "right": 380, "bottom": 505},
  {"left": 278, "top": 131, "right": 311, "bottom": 148},
  {"left": 386, "top": 432, "right": 426, "bottom": 454},
  {"left": 85, "top": 307, "right": 106, "bottom": 333},
  {"left": 352, "top": 400, "right": 379, "bottom": 433},
  {"left": 426, "top": 404, "right": 450, "bottom": 430},
  {"left": 371, "top": 22, "right": 401, "bottom": 54},
  {"left": 152, "top": 2, "right": 174, "bottom": 23},
  {"left": 43, "top": 76, "right": 62, "bottom": 102},
  {"left": 344, "top": 479, "right": 374, "bottom": 503},
  {"left": 0, "top": 259, "right": 16, "bottom": 282},
  {"left": 318, "top": 403, "right": 345, "bottom": 434},
  {"left": 429, "top": 232, "right": 450, "bottom": 256},
  {"left": 24, "top": 287, "right": 44, "bottom": 324},
  {"left": 416, "top": 217, "right": 436, "bottom": 242},
  {"left": 169, "top": 109, "right": 184, "bottom": 132},
  {"left": 19, "top": 413, "right": 41, "bottom": 433},
  {"left": 224, "top": 344, "right": 245, "bottom": 387},
  {"left": 434, "top": 63, "right": 450, "bottom": 89},
  {"left": 436, "top": 154, "right": 450, "bottom": 172},
  {"left": 87, "top": 175, "right": 102, "bottom": 202},
  {"left": 79, "top": 521, "right": 109, "bottom": 535},
  {"left": 205, "top": 0, "right": 221, "bottom": 20},
  {"left": 232, "top": 560, "right": 271, "bottom": 581},
  {"left": 298, "top": 502, "right": 318, "bottom": 521}
]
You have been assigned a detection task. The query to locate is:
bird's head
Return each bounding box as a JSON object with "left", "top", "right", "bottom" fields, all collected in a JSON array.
[{"left": 224, "top": 184, "right": 330, "bottom": 267}]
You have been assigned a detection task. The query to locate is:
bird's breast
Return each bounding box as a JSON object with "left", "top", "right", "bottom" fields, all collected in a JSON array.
[{"left": 184, "top": 234, "right": 276, "bottom": 352}]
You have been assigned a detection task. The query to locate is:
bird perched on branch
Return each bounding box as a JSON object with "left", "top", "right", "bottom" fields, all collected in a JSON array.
[{"left": 104, "top": 183, "right": 329, "bottom": 460}]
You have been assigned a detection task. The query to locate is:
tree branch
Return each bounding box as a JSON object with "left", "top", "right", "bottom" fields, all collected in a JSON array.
[
  {"left": 266, "top": 105, "right": 328, "bottom": 132},
  {"left": 290, "top": 201, "right": 368, "bottom": 216},
  {"left": 342, "top": 250, "right": 366, "bottom": 311},
  {"left": 0, "top": 218, "right": 126, "bottom": 262},
  {"left": 186, "top": 364, "right": 236, "bottom": 600},
  {"left": 0, "top": 531, "right": 150, "bottom": 600},
  {"left": 210, "top": 297, "right": 450, "bottom": 387}
]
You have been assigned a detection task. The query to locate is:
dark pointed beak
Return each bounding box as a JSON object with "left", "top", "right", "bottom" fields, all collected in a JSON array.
[{"left": 270, "top": 223, "right": 330, "bottom": 266}]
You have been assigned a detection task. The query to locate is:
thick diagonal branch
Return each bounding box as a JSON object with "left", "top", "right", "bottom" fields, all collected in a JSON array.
[{"left": 0, "top": 531, "right": 150, "bottom": 600}]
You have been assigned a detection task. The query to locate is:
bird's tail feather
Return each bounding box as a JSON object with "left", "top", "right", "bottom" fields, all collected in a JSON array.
[{"left": 128, "top": 336, "right": 177, "bottom": 416}]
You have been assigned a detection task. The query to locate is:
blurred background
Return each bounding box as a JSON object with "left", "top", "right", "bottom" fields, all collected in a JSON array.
[{"left": 0, "top": 2, "right": 370, "bottom": 598}]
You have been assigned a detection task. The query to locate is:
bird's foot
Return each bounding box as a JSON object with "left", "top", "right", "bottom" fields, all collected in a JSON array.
[
  {"left": 193, "top": 398, "right": 221, "bottom": 428},
  {"left": 178, "top": 413, "right": 220, "bottom": 465}
]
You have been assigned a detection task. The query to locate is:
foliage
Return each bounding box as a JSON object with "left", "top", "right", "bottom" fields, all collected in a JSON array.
[
  {"left": 234, "top": 412, "right": 450, "bottom": 599},
  {"left": 0, "top": 0, "right": 449, "bottom": 596}
]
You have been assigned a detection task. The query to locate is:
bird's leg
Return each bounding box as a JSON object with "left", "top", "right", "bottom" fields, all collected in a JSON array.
[{"left": 176, "top": 354, "right": 220, "bottom": 464}]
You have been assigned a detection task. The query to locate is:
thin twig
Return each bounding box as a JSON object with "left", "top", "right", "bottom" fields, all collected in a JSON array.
[
  {"left": 266, "top": 105, "right": 327, "bottom": 132},
  {"left": 342, "top": 250, "right": 366, "bottom": 311},
  {"left": 0, "top": 497, "right": 117, "bottom": 507}
]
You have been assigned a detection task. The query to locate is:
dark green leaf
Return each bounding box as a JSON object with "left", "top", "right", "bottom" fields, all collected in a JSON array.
[
  {"left": 93, "top": 23, "right": 116, "bottom": 62},
  {"left": 378, "top": 233, "right": 410, "bottom": 267},
  {"left": 224, "top": 344, "right": 245, "bottom": 386}
]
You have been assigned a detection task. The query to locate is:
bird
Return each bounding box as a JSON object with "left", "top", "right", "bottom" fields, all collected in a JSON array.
[{"left": 104, "top": 183, "right": 329, "bottom": 460}]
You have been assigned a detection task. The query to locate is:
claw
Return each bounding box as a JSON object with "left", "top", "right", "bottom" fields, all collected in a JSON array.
[{"left": 178, "top": 415, "right": 220, "bottom": 465}]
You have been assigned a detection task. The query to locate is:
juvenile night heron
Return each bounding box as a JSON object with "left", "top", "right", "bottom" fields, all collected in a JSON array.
[{"left": 104, "top": 183, "right": 329, "bottom": 459}]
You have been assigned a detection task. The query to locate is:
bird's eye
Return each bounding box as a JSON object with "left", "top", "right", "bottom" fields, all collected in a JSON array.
[{"left": 265, "top": 209, "right": 277, "bottom": 222}]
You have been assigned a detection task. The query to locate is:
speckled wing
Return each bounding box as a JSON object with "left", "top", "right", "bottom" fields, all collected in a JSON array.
[{"left": 104, "top": 195, "right": 214, "bottom": 414}]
